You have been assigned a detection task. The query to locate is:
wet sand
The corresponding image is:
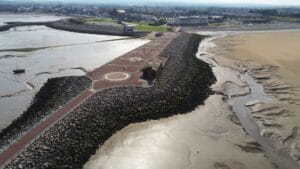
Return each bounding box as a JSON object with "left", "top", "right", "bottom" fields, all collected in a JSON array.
[
  {"left": 210, "top": 30, "right": 300, "bottom": 165},
  {"left": 84, "top": 95, "right": 275, "bottom": 169},
  {"left": 83, "top": 31, "right": 300, "bottom": 169},
  {"left": 212, "top": 31, "right": 300, "bottom": 86}
]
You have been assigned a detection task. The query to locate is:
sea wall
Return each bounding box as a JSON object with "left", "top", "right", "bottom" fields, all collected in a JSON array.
[
  {"left": 48, "top": 20, "right": 149, "bottom": 37},
  {"left": 0, "top": 21, "right": 49, "bottom": 31},
  {"left": 0, "top": 76, "right": 91, "bottom": 153},
  {"left": 0, "top": 20, "right": 149, "bottom": 37},
  {"left": 5, "top": 33, "right": 216, "bottom": 169}
]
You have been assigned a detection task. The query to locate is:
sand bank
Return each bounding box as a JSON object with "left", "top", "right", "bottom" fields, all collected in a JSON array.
[
  {"left": 210, "top": 30, "right": 300, "bottom": 165},
  {"left": 212, "top": 31, "right": 300, "bottom": 86}
]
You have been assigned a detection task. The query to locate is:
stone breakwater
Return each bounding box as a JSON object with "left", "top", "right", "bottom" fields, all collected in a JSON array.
[
  {"left": 0, "top": 76, "right": 91, "bottom": 154},
  {"left": 5, "top": 33, "right": 216, "bottom": 169}
]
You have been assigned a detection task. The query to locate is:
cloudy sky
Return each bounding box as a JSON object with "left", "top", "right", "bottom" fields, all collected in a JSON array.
[{"left": 7, "top": 0, "right": 300, "bottom": 6}]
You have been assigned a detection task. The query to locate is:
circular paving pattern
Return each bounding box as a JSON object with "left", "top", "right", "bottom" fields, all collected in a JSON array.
[
  {"left": 104, "top": 72, "right": 130, "bottom": 81},
  {"left": 129, "top": 57, "right": 143, "bottom": 62}
]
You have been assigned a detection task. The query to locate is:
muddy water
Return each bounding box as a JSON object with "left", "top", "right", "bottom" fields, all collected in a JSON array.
[
  {"left": 0, "top": 14, "right": 66, "bottom": 26},
  {"left": 0, "top": 20, "right": 149, "bottom": 130},
  {"left": 226, "top": 75, "right": 299, "bottom": 169},
  {"left": 199, "top": 35, "right": 300, "bottom": 169}
]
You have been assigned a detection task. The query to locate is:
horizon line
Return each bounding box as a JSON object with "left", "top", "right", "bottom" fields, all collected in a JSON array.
[{"left": 2, "top": 0, "right": 300, "bottom": 8}]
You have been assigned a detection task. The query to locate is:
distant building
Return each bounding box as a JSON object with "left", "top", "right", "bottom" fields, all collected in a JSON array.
[
  {"left": 0, "top": 5, "right": 16, "bottom": 12},
  {"left": 208, "top": 15, "right": 224, "bottom": 23},
  {"left": 168, "top": 16, "right": 208, "bottom": 26},
  {"left": 124, "top": 25, "right": 134, "bottom": 33},
  {"left": 116, "top": 9, "right": 126, "bottom": 14},
  {"left": 141, "top": 15, "right": 159, "bottom": 22},
  {"left": 122, "top": 22, "right": 135, "bottom": 33},
  {"left": 242, "top": 18, "right": 270, "bottom": 24}
]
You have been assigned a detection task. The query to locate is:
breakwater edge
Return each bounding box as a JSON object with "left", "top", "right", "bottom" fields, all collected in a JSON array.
[{"left": 1, "top": 33, "right": 216, "bottom": 168}]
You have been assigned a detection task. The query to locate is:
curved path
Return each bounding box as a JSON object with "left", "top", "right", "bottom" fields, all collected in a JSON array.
[{"left": 0, "top": 32, "right": 179, "bottom": 167}]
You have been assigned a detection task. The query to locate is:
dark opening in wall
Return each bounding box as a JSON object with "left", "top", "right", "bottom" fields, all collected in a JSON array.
[{"left": 141, "top": 66, "right": 157, "bottom": 81}]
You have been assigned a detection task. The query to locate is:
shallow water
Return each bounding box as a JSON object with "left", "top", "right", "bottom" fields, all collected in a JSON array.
[
  {"left": 226, "top": 74, "right": 299, "bottom": 169},
  {"left": 0, "top": 14, "right": 66, "bottom": 26},
  {"left": 84, "top": 95, "right": 276, "bottom": 169},
  {"left": 0, "top": 16, "right": 149, "bottom": 130}
]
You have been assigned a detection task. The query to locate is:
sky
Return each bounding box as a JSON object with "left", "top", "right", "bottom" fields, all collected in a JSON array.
[{"left": 5, "top": 0, "right": 300, "bottom": 7}]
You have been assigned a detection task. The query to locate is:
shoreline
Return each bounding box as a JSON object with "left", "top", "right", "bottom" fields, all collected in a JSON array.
[
  {"left": 0, "top": 32, "right": 176, "bottom": 167},
  {"left": 84, "top": 94, "right": 277, "bottom": 169},
  {"left": 82, "top": 37, "right": 282, "bottom": 169},
  {"left": 183, "top": 22, "right": 300, "bottom": 33},
  {"left": 0, "top": 76, "right": 92, "bottom": 154},
  {"left": 0, "top": 24, "right": 150, "bottom": 131},
  {"left": 2, "top": 33, "right": 216, "bottom": 168},
  {"left": 2, "top": 23, "right": 299, "bottom": 168}
]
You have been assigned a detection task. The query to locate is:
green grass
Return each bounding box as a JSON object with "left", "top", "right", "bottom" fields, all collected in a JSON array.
[
  {"left": 82, "top": 17, "right": 114, "bottom": 23},
  {"left": 270, "top": 16, "right": 300, "bottom": 22},
  {"left": 208, "top": 22, "right": 229, "bottom": 27},
  {"left": 80, "top": 19, "right": 168, "bottom": 32},
  {"left": 81, "top": 17, "right": 122, "bottom": 27},
  {"left": 131, "top": 21, "right": 168, "bottom": 32}
]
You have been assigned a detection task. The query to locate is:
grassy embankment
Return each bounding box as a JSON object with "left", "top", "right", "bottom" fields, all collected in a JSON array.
[
  {"left": 270, "top": 16, "right": 300, "bottom": 22},
  {"left": 130, "top": 21, "right": 168, "bottom": 32},
  {"left": 80, "top": 18, "right": 168, "bottom": 32},
  {"left": 81, "top": 17, "right": 123, "bottom": 28},
  {"left": 208, "top": 22, "right": 229, "bottom": 27}
]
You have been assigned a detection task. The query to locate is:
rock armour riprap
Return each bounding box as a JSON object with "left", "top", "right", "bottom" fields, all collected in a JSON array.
[
  {"left": 0, "top": 76, "right": 91, "bottom": 153},
  {"left": 5, "top": 33, "right": 216, "bottom": 169}
]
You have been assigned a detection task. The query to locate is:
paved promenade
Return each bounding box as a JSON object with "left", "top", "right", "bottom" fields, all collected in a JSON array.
[{"left": 0, "top": 32, "right": 178, "bottom": 167}]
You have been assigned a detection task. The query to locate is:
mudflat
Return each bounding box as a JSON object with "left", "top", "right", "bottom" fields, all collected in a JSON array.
[
  {"left": 214, "top": 31, "right": 300, "bottom": 86},
  {"left": 211, "top": 30, "right": 300, "bottom": 166}
]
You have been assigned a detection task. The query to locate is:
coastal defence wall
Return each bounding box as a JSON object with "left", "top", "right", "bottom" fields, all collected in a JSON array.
[
  {"left": 0, "top": 76, "right": 91, "bottom": 153},
  {"left": 0, "top": 20, "right": 149, "bottom": 37},
  {"left": 5, "top": 33, "right": 216, "bottom": 168},
  {"left": 0, "top": 21, "right": 49, "bottom": 31},
  {"left": 48, "top": 20, "right": 149, "bottom": 37}
]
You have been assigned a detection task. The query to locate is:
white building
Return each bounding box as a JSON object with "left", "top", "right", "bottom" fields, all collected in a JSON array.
[{"left": 116, "top": 9, "right": 126, "bottom": 14}]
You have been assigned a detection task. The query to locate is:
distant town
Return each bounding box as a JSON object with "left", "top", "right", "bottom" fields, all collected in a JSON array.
[{"left": 1, "top": 1, "right": 300, "bottom": 28}]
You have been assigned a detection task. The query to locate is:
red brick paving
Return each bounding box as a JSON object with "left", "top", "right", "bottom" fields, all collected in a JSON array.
[
  {"left": 0, "top": 90, "right": 94, "bottom": 166},
  {"left": 0, "top": 32, "right": 179, "bottom": 167}
]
